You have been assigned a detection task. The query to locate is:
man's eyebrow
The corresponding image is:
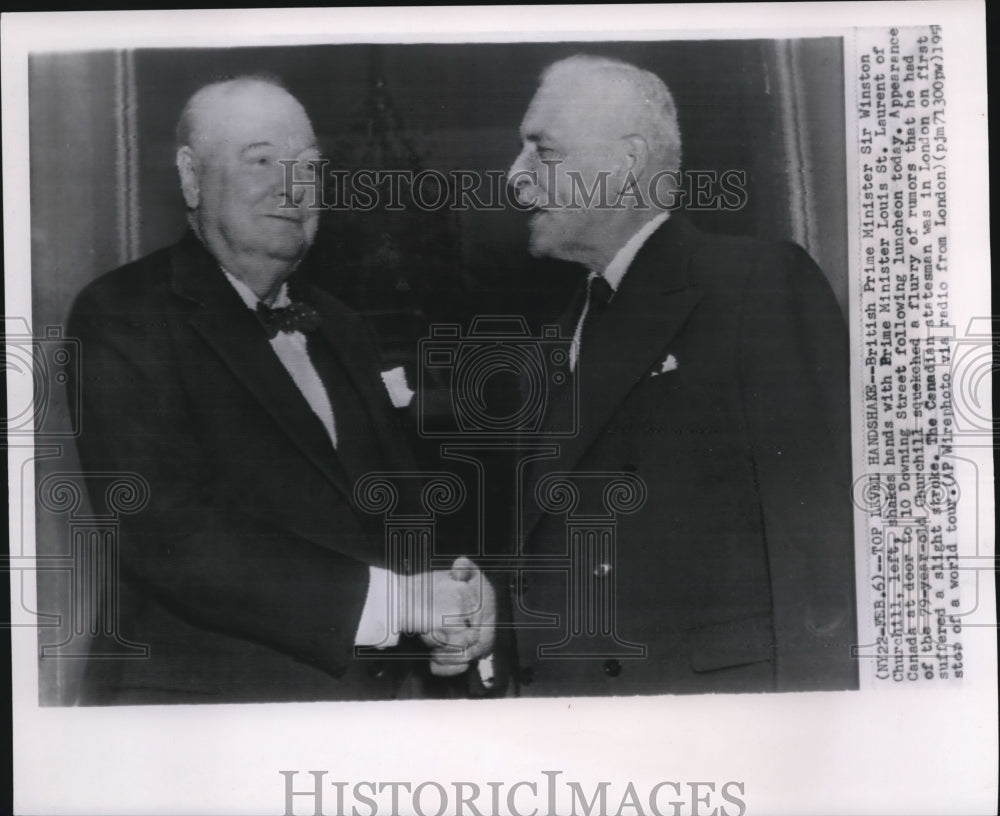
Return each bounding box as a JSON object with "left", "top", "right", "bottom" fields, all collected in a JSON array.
[
  {"left": 240, "top": 142, "right": 275, "bottom": 154},
  {"left": 522, "top": 130, "right": 556, "bottom": 145},
  {"left": 239, "top": 141, "right": 321, "bottom": 157}
]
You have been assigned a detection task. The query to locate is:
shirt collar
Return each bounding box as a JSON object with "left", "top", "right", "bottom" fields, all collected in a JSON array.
[
  {"left": 599, "top": 211, "right": 671, "bottom": 292},
  {"left": 223, "top": 269, "right": 291, "bottom": 310}
]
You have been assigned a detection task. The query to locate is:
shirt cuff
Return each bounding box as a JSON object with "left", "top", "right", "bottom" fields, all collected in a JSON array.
[{"left": 354, "top": 566, "right": 401, "bottom": 648}]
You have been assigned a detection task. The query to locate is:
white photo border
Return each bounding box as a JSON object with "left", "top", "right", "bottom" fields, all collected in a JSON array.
[{"left": 4, "top": 3, "right": 994, "bottom": 815}]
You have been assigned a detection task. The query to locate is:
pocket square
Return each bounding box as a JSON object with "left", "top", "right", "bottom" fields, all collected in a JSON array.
[
  {"left": 380, "top": 366, "right": 415, "bottom": 408},
  {"left": 651, "top": 354, "right": 679, "bottom": 377}
]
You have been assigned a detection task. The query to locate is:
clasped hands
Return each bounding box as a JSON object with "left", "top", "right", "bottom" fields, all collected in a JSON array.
[{"left": 398, "top": 557, "right": 496, "bottom": 676}]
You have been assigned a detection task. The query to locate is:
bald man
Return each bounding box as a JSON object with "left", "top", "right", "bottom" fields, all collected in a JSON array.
[
  {"left": 67, "top": 76, "right": 493, "bottom": 704},
  {"left": 504, "top": 55, "right": 857, "bottom": 695}
]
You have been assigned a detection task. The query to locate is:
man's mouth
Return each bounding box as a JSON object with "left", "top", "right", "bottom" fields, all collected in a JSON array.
[{"left": 263, "top": 212, "right": 305, "bottom": 224}]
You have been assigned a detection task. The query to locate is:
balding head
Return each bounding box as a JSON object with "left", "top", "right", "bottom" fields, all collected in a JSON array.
[
  {"left": 175, "top": 76, "right": 311, "bottom": 157},
  {"left": 538, "top": 55, "right": 682, "bottom": 174},
  {"left": 174, "top": 77, "right": 320, "bottom": 298}
]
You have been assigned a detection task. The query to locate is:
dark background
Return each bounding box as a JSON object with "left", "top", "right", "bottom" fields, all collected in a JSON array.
[
  {"left": 28, "top": 37, "right": 847, "bottom": 704},
  {"left": 32, "top": 38, "right": 847, "bottom": 355},
  {"left": 130, "top": 40, "right": 848, "bottom": 343}
]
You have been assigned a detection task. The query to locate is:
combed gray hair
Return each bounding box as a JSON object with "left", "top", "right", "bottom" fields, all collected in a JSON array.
[
  {"left": 174, "top": 73, "right": 290, "bottom": 151},
  {"left": 540, "top": 54, "right": 682, "bottom": 173}
]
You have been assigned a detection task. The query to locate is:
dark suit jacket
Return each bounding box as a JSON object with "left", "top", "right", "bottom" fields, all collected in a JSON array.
[
  {"left": 67, "top": 231, "right": 421, "bottom": 704},
  {"left": 511, "top": 215, "right": 858, "bottom": 696}
]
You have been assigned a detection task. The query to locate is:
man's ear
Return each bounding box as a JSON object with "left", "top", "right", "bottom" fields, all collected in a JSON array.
[
  {"left": 619, "top": 134, "right": 649, "bottom": 184},
  {"left": 176, "top": 146, "right": 200, "bottom": 209}
]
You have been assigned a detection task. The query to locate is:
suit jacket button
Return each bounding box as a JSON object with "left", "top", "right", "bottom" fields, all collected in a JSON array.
[
  {"left": 593, "top": 562, "right": 612, "bottom": 578},
  {"left": 520, "top": 666, "right": 534, "bottom": 685},
  {"left": 603, "top": 659, "right": 622, "bottom": 677},
  {"left": 368, "top": 661, "right": 387, "bottom": 680}
]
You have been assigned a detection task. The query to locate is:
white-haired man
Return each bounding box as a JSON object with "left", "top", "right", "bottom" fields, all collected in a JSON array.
[
  {"left": 505, "top": 55, "right": 857, "bottom": 695},
  {"left": 68, "top": 76, "right": 493, "bottom": 703}
]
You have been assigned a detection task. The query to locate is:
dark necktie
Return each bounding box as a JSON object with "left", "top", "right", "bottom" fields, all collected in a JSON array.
[
  {"left": 256, "top": 299, "right": 321, "bottom": 339},
  {"left": 578, "top": 275, "right": 614, "bottom": 359},
  {"left": 586, "top": 275, "right": 614, "bottom": 323}
]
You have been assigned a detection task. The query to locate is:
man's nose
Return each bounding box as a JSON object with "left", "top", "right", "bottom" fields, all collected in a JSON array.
[
  {"left": 507, "top": 146, "right": 537, "bottom": 207},
  {"left": 292, "top": 159, "right": 311, "bottom": 206},
  {"left": 277, "top": 159, "right": 314, "bottom": 207}
]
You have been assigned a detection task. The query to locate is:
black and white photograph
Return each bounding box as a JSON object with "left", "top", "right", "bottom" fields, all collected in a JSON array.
[
  {"left": 4, "top": 3, "right": 995, "bottom": 815},
  {"left": 32, "top": 34, "right": 855, "bottom": 706}
]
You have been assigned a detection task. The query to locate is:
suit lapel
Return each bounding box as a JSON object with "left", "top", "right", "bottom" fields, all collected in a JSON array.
[
  {"left": 307, "top": 285, "right": 417, "bottom": 477},
  {"left": 524, "top": 215, "right": 705, "bottom": 538},
  {"left": 168, "top": 233, "right": 353, "bottom": 499}
]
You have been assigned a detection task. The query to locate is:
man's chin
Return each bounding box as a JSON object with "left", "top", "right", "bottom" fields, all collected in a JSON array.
[
  {"left": 258, "top": 221, "right": 316, "bottom": 257},
  {"left": 527, "top": 225, "right": 555, "bottom": 260},
  {"left": 248, "top": 236, "right": 309, "bottom": 265},
  {"left": 528, "top": 228, "right": 576, "bottom": 264},
  {"left": 264, "top": 242, "right": 310, "bottom": 264}
]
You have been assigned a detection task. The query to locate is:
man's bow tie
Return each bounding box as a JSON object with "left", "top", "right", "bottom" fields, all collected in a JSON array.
[{"left": 256, "top": 299, "right": 321, "bottom": 338}]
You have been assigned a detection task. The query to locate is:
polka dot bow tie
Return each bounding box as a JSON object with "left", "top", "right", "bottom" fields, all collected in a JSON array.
[{"left": 256, "top": 299, "right": 321, "bottom": 338}]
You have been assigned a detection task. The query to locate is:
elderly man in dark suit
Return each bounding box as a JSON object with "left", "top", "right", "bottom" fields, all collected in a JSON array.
[
  {"left": 504, "top": 54, "right": 857, "bottom": 695},
  {"left": 68, "top": 76, "right": 493, "bottom": 704}
]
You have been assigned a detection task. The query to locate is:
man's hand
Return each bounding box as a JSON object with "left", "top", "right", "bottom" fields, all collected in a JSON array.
[{"left": 399, "top": 557, "right": 496, "bottom": 676}]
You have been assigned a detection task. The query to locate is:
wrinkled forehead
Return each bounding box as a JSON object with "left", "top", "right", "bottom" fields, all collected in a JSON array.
[
  {"left": 190, "top": 83, "right": 316, "bottom": 155},
  {"left": 522, "top": 68, "right": 636, "bottom": 144}
]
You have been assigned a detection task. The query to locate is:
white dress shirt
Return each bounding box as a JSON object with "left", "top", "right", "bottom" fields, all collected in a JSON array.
[
  {"left": 226, "top": 272, "right": 338, "bottom": 444},
  {"left": 569, "top": 211, "right": 671, "bottom": 371},
  {"left": 225, "top": 271, "right": 397, "bottom": 648}
]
